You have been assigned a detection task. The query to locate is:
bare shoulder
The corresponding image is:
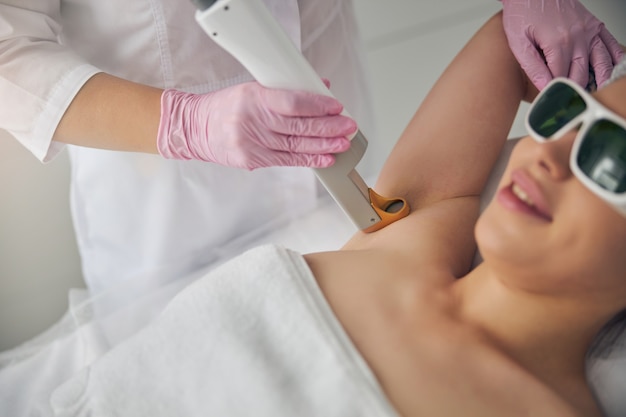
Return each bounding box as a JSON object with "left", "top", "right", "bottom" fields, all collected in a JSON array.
[
  {"left": 354, "top": 309, "right": 598, "bottom": 416},
  {"left": 303, "top": 195, "right": 602, "bottom": 415},
  {"left": 304, "top": 255, "right": 601, "bottom": 416}
]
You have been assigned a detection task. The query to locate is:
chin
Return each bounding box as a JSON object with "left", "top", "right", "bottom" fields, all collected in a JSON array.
[{"left": 474, "top": 207, "right": 528, "bottom": 268}]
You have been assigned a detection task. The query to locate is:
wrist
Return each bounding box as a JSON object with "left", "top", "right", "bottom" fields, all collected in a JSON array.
[{"left": 157, "top": 89, "right": 213, "bottom": 161}]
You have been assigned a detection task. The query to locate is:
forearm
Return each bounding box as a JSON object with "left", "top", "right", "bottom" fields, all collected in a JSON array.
[{"left": 53, "top": 72, "right": 163, "bottom": 154}]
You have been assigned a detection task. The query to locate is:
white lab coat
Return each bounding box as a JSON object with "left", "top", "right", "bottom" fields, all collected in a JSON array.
[{"left": 0, "top": 0, "right": 374, "bottom": 297}]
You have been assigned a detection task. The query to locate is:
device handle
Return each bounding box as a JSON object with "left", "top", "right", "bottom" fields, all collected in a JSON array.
[{"left": 194, "top": 0, "right": 383, "bottom": 230}]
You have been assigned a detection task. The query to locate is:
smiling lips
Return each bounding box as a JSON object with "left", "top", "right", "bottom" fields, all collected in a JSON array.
[{"left": 498, "top": 170, "right": 553, "bottom": 222}]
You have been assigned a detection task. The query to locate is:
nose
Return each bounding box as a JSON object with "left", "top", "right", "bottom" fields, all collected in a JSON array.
[{"left": 531, "top": 129, "right": 577, "bottom": 180}]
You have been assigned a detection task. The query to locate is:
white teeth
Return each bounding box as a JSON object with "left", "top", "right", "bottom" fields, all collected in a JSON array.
[{"left": 512, "top": 183, "right": 534, "bottom": 207}]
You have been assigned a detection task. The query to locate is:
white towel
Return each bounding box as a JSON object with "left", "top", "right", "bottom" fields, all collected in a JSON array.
[
  {"left": 50, "top": 245, "right": 399, "bottom": 417},
  {"left": 0, "top": 195, "right": 356, "bottom": 417},
  {"left": 0, "top": 273, "right": 202, "bottom": 417}
]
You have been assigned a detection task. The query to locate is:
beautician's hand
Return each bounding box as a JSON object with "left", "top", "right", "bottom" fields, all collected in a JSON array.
[
  {"left": 156, "top": 81, "right": 355, "bottom": 170},
  {"left": 501, "top": 0, "right": 624, "bottom": 90}
]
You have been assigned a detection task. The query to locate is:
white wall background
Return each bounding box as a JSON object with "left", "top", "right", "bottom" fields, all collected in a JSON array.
[{"left": 1, "top": 0, "right": 625, "bottom": 351}]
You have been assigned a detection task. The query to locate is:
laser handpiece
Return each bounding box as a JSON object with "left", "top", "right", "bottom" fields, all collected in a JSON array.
[{"left": 191, "top": 0, "right": 408, "bottom": 232}]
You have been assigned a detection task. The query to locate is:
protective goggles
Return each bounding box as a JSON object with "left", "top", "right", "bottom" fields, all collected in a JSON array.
[{"left": 525, "top": 77, "right": 626, "bottom": 216}]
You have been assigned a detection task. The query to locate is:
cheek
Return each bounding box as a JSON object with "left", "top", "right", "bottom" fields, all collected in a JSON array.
[
  {"left": 533, "top": 204, "right": 626, "bottom": 291},
  {"left": 556, "top": 231, "right": 626, "bottom": 294},
  {"left": 574, "top": 219, "right": 626, "bottom": 281},
  {"left": 564, "top": 190, "right": 626, "bottom": 274}
]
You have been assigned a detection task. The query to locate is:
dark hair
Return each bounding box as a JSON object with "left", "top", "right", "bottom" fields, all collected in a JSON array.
[{"left": 587, "top": 308, "right": 626, "bottom": 359}]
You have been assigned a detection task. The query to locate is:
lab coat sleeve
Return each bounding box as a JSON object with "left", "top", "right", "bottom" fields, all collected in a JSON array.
[{"left": 0, "top": 2, "right": 101, "bottom": 162}]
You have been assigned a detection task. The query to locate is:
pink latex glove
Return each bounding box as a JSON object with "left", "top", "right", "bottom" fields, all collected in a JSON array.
[
  {"left": 157, "top": 81, "right": 356, "bottom": 170},
  {"left": 501, "top": 0, "right": 624, "bottom": 90}
]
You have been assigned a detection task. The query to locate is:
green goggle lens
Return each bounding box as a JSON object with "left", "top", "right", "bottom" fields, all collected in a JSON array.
[
  {"left": 577, "top": 120, "right": 626, "bottom": 193},
  {"left": 529, "top": 82, "right": 587, "bottom": 137}
]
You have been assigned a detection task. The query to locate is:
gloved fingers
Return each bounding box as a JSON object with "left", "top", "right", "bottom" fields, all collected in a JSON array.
[
  {"left": 268, "top": 113, "right": 357, "bottom": 138},
  {"left": 513, "top": 36, "right": 554, "bottom": 90},
  {"left": 224, "top": 150, "right": 337, "bottom": 170},
  {"left": 599, "top": 25, "right": 625, "bottom": 65},
  {"left": 588, "top": 35, "right": 614, "bottom": 88},
  {"left": 261, "top": 87, "right": 344, "bottom": 117},
  {"left": 265, "top": 152, "right": 337, "bottom": 168},
  {"left": 241, "top": 150, "right": 337, "bottom": 169},
  {"left": 543, "top": 42, "right": 573, "bottom": 81},
  {"left": 566, "top": 46, "right": 590, "bottom": 88},
  {"left": 265, "top": 134, "right": 351, "bottom": 155}
]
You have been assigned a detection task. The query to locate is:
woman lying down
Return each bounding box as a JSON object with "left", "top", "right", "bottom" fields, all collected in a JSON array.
[{"left": 48, "top": 12, "right": 626, "bottom": 417}]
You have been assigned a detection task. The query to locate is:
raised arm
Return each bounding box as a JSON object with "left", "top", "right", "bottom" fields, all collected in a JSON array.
[{"left": 342, "top": 12, "right": 534, "bottom": 276}]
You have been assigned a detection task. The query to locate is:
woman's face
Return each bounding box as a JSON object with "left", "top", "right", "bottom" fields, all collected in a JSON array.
[{"left": 476, "top": 79, "right": 626, "bottom": 298}]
